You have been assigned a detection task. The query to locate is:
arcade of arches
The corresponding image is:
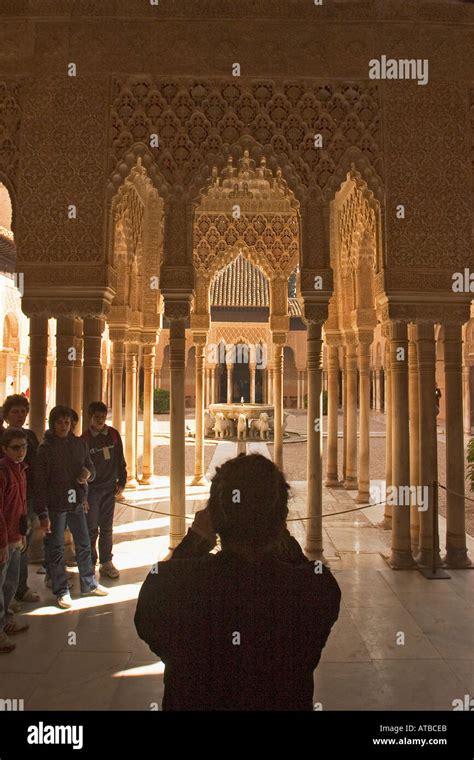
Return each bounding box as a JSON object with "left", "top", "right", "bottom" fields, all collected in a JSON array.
[{"left": 1, "top": 0, "right": 474, "bottom": 581}]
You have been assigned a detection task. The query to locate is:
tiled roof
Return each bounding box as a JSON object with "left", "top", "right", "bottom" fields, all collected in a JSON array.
[
  {"left": 210, "top": 255, "right": 269, "bottom": 307},
  {"left": 210, "top": 254, "right": 302, "bottom": 316}
]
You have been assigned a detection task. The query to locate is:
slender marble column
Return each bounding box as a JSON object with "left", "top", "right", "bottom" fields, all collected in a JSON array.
[
  {"left": 408, "top": 325, "right": 420, "bottom": 555},
  {"left": 415, "top": 322, "right": 440, "bottom": 567},
  {"left": 357, "top": 340, "right": 371, "bottom": 503},
  {"left": 463, "top": 365, "right": 472, "bottom": 435},
  {"left": 169, "top": 319, "right": 186, "bottom": 548},
  {"left": 342, "top": 352, "right": 347, "bottom": 483},
  {"left": 444, "top": 323, "right": 471, "bottom": 567},
  {"left": 267, "top": 367, "right": 274, "bottom": 405},
  {"left": 250, "top": 364, "right": 256, "bottom": 403},
  {"left": 82, "top": 317, "right": 103, "bottom": 431},
  {"left": 141, "top": 344, "right": 156, "bottom": 485},
  {"left": 210, "top": 366, "right": 216, "bottom": 404},
  {"left": 389, "top": 321, "right": 415, "bottom": 567},
  {"left": 55, "top": 316, "right": 75, "bottom": 407},
  {"left": 325, "top": 345, "right": 339, "bottom": 487},
  {"left": 297, "top": 372, "right": 301, "bottom": 409},
  {"left": 125, "top": 343, "right": 138, "bottom": 488},
  {"left": 192, "top": 338, "right": 207, "bottom": 486},
  {"left": 71, "top": 319, "right": 83, "bottom": 432},
  {"left": 273, "top": 342, "right": 284, "bottom": 469},
  {"left": 112, "top": 340, "right": 125, "bottom": 434},
  {"left": 227, "top": 363, "right": 233, "bottom": 403},
  {"left": 344, "top": 341, "right": 358, "bottom": 489},
  {"left": 305, "top": 321, "right": 324, "bottom": 560},
  {"left": 381, "top": 342, "right": 392, "bottom": 529},
  {"left": 29, "top": 316, "right": 48, "bottom": 440}
]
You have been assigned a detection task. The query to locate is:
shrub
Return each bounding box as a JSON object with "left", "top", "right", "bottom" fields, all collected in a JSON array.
[{"left": 139, "top": 388, "right": 170, "bottom": 414}]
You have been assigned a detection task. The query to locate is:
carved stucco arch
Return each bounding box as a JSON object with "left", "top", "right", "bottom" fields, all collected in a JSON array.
[
  {"left": 329, "top": 167, "right": 384, "bottom": 340},
  {"left": 107, "top": 156, "right": 165, "bottom": 335}
]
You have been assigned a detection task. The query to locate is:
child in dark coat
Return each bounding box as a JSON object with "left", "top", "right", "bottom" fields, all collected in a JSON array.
[
  {"left": 81, "top": 402, "right": 127, "bottom": 579},
  {"left": 35, "top": 406, "right": 108, "bottom": 609}
]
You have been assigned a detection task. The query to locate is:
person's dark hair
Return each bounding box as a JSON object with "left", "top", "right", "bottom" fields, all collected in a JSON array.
[
  {"left": 2, "top": 394, "right": 29, "bottom": 418},
  {"left": 48, "top": 405, "right": 73, "bottom": 430},
  {"left": 208, "top": 453, "right": 290, "bottom": 547},
  {"left": 1, "top": 426, "right": 28, "bottom": 448},
  {"left": 88, "top": 401, "right": 107, "bottom": 416},
  {"left": 69, "top": 408, "right": 79, "bottom": 425}
]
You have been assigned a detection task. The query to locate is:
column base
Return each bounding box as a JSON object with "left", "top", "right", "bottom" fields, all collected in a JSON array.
[
  {"left": 191, "top": 474, "right": 208, "bottom": 487},
  {"left": 415, "top": 548, "right": 442, "bottom": 568},
  {"left": 356, "top": 491, "right": 370, "bottom": 504},
  {"left": 325, "top": 476, "right": 340, "bottom": 488},
  {"left": 139, "top": 474, "right": 157, "bottom": 486},
  {"left": 378, "top": 515, "right": 392, "bottom": 530},
  {"left": 343, "top": 477, "right": 358, "bottom": 490},
  {"left": 443, "top": 547, "right": 473, "bottom": 569},
  {"left": 389, "top": 550, "right": 417, "bottom": 569},
  {"left": 303, "top": 545, "right": 328, "bottom": 564},
  {"left": 125, "top": 477, "right": 139, "bottom": 490}
]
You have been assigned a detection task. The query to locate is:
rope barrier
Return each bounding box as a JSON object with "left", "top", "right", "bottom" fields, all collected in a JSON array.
[
  {"left": 117, "top": 480, "right": 471, "bottom": 526},
  {"left": 117, "top": 496, "right": 389, "bottom": 522}
]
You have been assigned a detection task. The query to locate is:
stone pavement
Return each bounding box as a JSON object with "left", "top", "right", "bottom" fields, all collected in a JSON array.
[{"left": 1, "top": 436, "right": 473, "bottom": 711}]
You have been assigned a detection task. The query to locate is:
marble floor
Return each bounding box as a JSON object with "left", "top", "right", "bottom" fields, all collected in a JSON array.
[{"left": 1, "top": 437, "right": 473, "bottom": 711}]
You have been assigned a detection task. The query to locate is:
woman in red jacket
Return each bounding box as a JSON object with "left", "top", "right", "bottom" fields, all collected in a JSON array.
[{"left": 0, "top": 427, "right": 30, "bottom": 653}]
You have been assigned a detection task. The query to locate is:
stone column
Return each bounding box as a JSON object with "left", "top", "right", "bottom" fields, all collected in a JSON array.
[
  {"left": 381, "top": 341, "right": 392, "bottom": 529},
  {"left": 111, "top": 340, "right": 125, "bottom": 434},
  {"left": 305, "top": 321, "right": 324, "bottom": 560},
  {"left": 82, "top": 317, "right": 103, "bottom": 431},
  {"left": 267, "top": 367, "right": 274, "bottom": 405},
  {"left": 210, "top": 366, "right": 216, "bottom": 405},
  {"left": 325, "top": 345, "right": 339, "bottom": 487},
  {"left": 71, "top": 318, "right": 83, "bottom": 431},
  {"left": 374, "top": 370, "right": 381, "bottom": 411},
  {"left": 141, "top": 343, "right": 156, "bottom": 485},
  {"left": 169, "top": 317, "right": 187, "bottom": 547},
  {"left": 444, "top": 323, "right": 471, "bottom": 567},
  {"left": 463, "top": 365, "right": 472, "bottom": 435},
  {"left": 357, "top": 339, "right": 371, "bottom": 503},
  {"left": 342, "top": 351, "right": 347, "bottom": 483},
  {"left": 415, "top": 322, "right": 440, "bottom": 567},
  {"left": 192, "top": 336, "right": 207, "bottom": 486},
  {"left": 273, "top": 341, "right": 284, "bottom": 469},
  {"left": 250, "top": 364, "right": 256, "bottom": 404},
  {"left": 29, "top": 316, "right": 48, "bottom": 440},
  {"left": 389, "top": 321, "right": 415, "bottom": 567},
  {"left": 125, "top": 343, "right": 139, "bottom": 488},
  {"left": 226, "top": 363, "right": 233, "bottom": 404},
  {"left": 344, "top": 340, "right": 358, "bottom": 489},
  {"left": 408, "top": 325, "right": 420, "bottom": 555},
  {"left": 156, "top": 367, "right": 162, "bottom": 390},
  {"left": 297, "top": 372, "right": 301, "bottom": 409},
  {"left": 55, "top": 316, "right": 75, "bottom": 407}
]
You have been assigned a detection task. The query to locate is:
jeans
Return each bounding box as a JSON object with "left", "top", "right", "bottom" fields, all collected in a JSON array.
[
  {"left": 86, "top": 487, "right": 117, "bottom": 565},
  {"left": 44, "top": 505, "right": 98, "bottom": 597},
  {"left": 0, "top": 544, "right": 21, "bottom": 629},
  {"left": 15, "top": 497, "right": 35, "bottom": 600}
]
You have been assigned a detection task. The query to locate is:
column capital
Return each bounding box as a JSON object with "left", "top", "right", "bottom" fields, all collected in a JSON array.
[
  {"left": 164, "top": 299, "right": 191, "bottom": 321},
  {"left": 271, "top": 332, "right": 287, "bottom": 346},
  {"left": 192, "top": 332, "right": 208, "bottom": 347}
]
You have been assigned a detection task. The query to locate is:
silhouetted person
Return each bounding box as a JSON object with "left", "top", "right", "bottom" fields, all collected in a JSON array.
[{"left": 135, "top": 453, "right": 341, "bottom": 711}]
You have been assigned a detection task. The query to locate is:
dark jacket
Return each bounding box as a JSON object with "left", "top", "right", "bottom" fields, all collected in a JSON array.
[
  {"left": 0, "top": 457, "right": 28, "bottom": 550},
  {"left": 135, "top": 529, "right": 341, "bottom": 711},
  {"left": 0, "top": 427, "right": 38, "bottom": 501},
  {"left": 34, "top": 431, "right": 95, "bottom": 519},
  {"left": 81, "top": 426, "right": 127, "bottom": 490}
]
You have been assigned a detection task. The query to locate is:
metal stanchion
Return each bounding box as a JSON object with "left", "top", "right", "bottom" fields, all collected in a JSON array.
[{"left": 418, "top": 480, "right": 450, "bottom": 580}]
